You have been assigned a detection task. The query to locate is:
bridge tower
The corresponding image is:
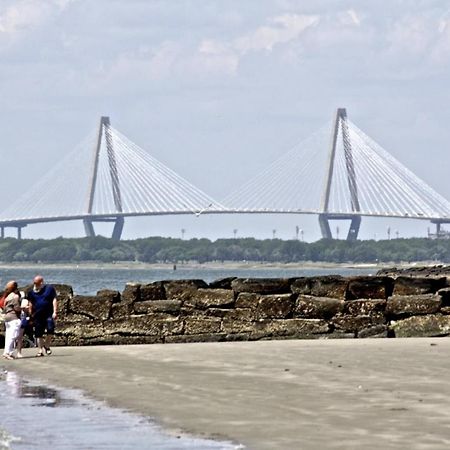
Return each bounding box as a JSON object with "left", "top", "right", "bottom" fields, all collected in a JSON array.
[
  {"left": 319, "top": 108, "right": 361, "bottom": 241},
  {"left": 83, "top": 116, "right": 124, "bottom": 240}
]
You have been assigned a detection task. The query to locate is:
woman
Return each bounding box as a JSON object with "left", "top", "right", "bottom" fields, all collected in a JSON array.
[{"left": 2, "top": 281, "right": 22, "bottom": 360}]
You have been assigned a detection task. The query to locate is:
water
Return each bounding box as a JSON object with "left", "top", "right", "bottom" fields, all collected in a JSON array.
[
  {"left": 0, "top": 265, "right": 375, "bottom": 295},
  {"left": 0, "top": 371, "right": 241, "bottom": 450}
]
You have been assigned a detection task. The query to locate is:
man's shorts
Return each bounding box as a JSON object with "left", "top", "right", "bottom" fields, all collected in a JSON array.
[{"left": 34, "top": 317, "right": 55, "bottom": 338}]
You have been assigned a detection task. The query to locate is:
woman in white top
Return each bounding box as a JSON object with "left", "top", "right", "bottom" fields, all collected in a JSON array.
[{"left": 2, "top": 281, "right": 22, "bottom": 360}]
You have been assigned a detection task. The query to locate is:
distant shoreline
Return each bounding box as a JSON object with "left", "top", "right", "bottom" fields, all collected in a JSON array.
[{"left": 0, "top": 260, "right": 440, "bottom": 271}]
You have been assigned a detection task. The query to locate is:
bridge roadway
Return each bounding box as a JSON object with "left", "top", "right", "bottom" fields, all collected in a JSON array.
[{"left": 0, "top": 209, "right": 449, "bottom": 240}]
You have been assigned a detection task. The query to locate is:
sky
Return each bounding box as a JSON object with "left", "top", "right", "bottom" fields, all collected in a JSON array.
[{"left": 1, "top": 0, "right": 450, "bottom": 241}]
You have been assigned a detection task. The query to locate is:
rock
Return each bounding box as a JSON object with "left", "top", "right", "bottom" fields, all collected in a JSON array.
[
  {"left": 252, "top": 318, "right": 330, "bottom": 338},
  {"left": 332, "top": 313, "right": 386, "bottom": 333},
  {"left": 385, "top": 294, "right": 442, "bottom": 317},
  {"left": 295, "top": 296, "right": 344, "bottom": 319},
  {"left": 122, "top": 283, "right": 140, "bottom": 302},
  {"left": 97, "top": 289, "right": 121, "bottom": 303},
  {"left": 235, "top": 293, "right": 259, "bottom": 309},
  {"left": 391, "top": 314, "right": 450, "bottom": 337},
  {"left": 437, "top": 287, "right": 450, "bottom": 306},
  {"left": 165, "top": 333, "right": 226, "bottom": 344},
  {"left": 357, "top": 325, "right": 389, "bottom": 338},
  {"left": 393, "top": 277, "right": 447, "bottom": 296},
  {"left": 184, "top": 317, "right": 222, "bottom": 334},
  {"left": 221, "top": 317, "right": 256, "bottom": 334},
  {"left": 133, "top": 300, "right": 182, "bottom": 315},
  {"left": 208, "top": 277, "right": 237, "bottom": 289},
  {"left": 53, "top": 284, "right": 73, "bottom": 299},
  {"left": 110, "top": 301, "right": 134, "bottom": 319},
  {"left": 184, "top": 289, "right": 235, "bottom": 309},
  {"left": 231, "top": 278, "right": 292, "bottom": 294},
  {"left": 292, "top": 276, "right": 353, "bottom": 298},
  {"left": 104, "top": 315, "right": 167, "bottom": 336},
  {"left": 140, "top": 282, "right": 166, "bottom": 301},
  {"left": 163, "top": 280, "right": 208, "bottom": 300},
  {"left": 346, "top": 277, "right": 394, "bottom": 300},
  {"left": 69, "top": 295, "right": 113, "bottom": 320},
  {"left": 344, "top": 299, "right": 387, "bottom": 316},
  {"left": 256, "top": 294, "right": 295, "bottom": 319}
]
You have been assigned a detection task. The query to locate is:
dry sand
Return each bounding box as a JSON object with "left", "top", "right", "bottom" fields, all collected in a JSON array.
[{"left": 4, "top": 338, "right": 450, "bottom": 449}]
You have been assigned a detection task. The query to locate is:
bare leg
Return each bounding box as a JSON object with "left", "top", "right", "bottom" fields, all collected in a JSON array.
[
  {"left": 36, "top": 337, "right": 45, "bottom": 355},
  {"left": 16, "top": 328, "right": 24, "bottom": 358}
]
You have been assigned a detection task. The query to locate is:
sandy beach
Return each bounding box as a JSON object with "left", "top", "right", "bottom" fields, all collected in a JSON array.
[{"left": 2, "top": 338, "right": 450, "bottom": 449}]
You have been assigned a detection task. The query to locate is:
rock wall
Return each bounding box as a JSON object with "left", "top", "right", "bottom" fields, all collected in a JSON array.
[{"left": 50, "top": 269, "right": 450, "bottom": 346}]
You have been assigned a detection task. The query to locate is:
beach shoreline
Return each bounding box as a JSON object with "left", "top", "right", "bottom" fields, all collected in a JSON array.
[{"left": 4, "top": 338, "right": 450, "bottom": 449}]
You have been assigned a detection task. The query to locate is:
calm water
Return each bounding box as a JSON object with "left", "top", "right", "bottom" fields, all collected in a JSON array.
[
  {"left": 0, "top": 265, "right": 375, "bottom": 295},
  {"left": 0, "top": 371, "right": 241, "bottom": 450}
]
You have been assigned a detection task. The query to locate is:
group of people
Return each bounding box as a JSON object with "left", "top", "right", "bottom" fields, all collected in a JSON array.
[{"left": 1, "top": 275, "right": 57, "bottom": 359}]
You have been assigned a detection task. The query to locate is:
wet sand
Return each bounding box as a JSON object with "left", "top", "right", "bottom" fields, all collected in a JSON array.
[{"left": 5, "top": 338, "right": 450, "bottom": 449}]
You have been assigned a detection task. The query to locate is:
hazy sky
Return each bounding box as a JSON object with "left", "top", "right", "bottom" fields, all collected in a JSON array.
[{"left": 1, "top": 0, "right": 450, "bottom": 241}]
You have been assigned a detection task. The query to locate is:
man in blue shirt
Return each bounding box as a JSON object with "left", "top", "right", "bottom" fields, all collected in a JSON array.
[{"left": 27, "top": 275, "right": 57, "bottom": 357}]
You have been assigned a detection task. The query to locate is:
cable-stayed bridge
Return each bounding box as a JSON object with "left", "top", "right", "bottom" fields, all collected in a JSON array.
[{"left": 1, "top": 108, "right": 450, "bottom": 240}]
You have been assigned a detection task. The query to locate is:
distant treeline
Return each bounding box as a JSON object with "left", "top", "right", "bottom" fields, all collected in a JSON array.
[{"left": 0, "top": 236, "right": 449, "bottom": 264}]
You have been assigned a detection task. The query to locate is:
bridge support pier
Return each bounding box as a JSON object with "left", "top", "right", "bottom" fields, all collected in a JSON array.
[
  {"left": 319, "top": 214, "right": 361, "bottom": 241},
  {"left": 0, "top": 227, "right": 4, "bottom": 239},
  {"left": 430, "top": 219, "right": 450, "bottom": 239},
  {"left": 83, "top": 217, "right": 124, "bottom": 240}
]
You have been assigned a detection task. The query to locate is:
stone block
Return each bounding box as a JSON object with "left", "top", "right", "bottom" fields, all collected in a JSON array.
[
  {"left": 69, "top": 295, "right": 113, "bottom": 320},
  {"left": 391, "top": 314, "right": 450, "bottom": 337},
  {"left": 332, "top": 313, "right": 386, "bottom": 333},
  {"left": 256, "top": 294, "right": 294, "bottom": 319},
  {"left": 437, "top": 287, "right": 450, "bottom": 306},
  {"left": 104, "top": 315, "right": 163, "bottom": 336},
  {"left": 386, "top": 294, "right": 442, "bottom": 317},
  {"left": 231, "top": 278, "right": 292, "bottom": 294},
  {"left": 291, "top": 277, "right": 312, "bottom": 295},
  {"left": 295, "top": 295, "right": 344, "bottom": 319},
  {"left": 110, "top": 301, "right": 134, "bottom": 319},
  {"left": 165, "top": 333, "right": 226, "bottom": 344},
  {"left": 184, "top": 317, "right": 222, "bottom": 334},
  {"left": 253, "top": 318, "right": 330, "bottom": 337},
  {"left": 393, "top": 277, "right": 447, "bottom": 296},
  {"left": 208, "top": 277, "right": 237, "bottom": 289},
  {"left": 53, "top": 284, "right": 73, "bottom": 299},
  {"left": 57, "top": 321, "right": 105, "bottom": 339},
  {"left": 344, "top": 299, "right": 387, "bottom": 316},
  {"left": 122, "top": 283, "right": 140, "bottom": 302},
  {"left": 357, "top": 325, "right": 389, "bottom": 338},
  {"left": 235, "top": 293, "right": 259, "bottom": 309},
  {"left": 184, "top": 288, "right": 235, "bottom": 309},
  {"left": 309, "top": 276, "right": 348, "bottom": 299},
  {"left": 163, "top": 280, "right": 208, "bottom": 300},
  {"left": 346, "top": 276, "right": 394, "bottom": 300},
  {"left": 140, "top": 282, "right": 166, "bottom": 301},
  {"left": 221, "top": 320, "right": 256, "bottom": 334},
  {"left": 96, "top": 289, "right": 121, "bottom": 303},
  {"left": 133, "top": 300, "right": 182, "bottom": 315}
]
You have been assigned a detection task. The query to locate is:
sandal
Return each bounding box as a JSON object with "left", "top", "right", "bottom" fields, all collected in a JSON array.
[
  {"left": 2, "top": 354, "right": 14, "bottom": 360},
  {"left": 44, "top": 347, "right": 52, "bottom": 355},
  {"left": 35, "top": 351, "right": 44, "bottom": 357}
]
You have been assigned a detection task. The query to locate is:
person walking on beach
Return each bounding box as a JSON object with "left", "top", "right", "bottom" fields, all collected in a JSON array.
[
  {"left": 27, "top": 275, "right": 57, "bottom": 357},
  {"left": 2, "top": 281, "right": 22, "bottom": 360},
  {"left": 16, "top": 291, "right": 33, "bottom": 358}
]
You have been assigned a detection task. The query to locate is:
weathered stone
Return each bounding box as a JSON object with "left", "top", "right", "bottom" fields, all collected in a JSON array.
[
  {"left": 140, "top": 282, "right": 166, "bottom": 301},
  {"left": 97, "top": 289, "right": 121, "bottom": 303},
  {"left": 110, "top": 301, "right": 134, "bottom": 319},
  {"left": 67, "top": 335, "right": 162, "bottom": 346},
  {"left": 257, "top": 294, "right": 294, "bottom": 319},
  {"left": 104, "top": 315, "right": 163, "bottom": 336},
  {"left": 57, "top": 320, "right": 104, "bottom": 339},
  {"left": 133, "top": 300, "right": 182, "bottom": 315},
  {"left": 437, "top": 287, "right": 450, "bottom": 306},
  {"left": 53, "top": 284, "right": 73, "bottom": 299},
  {"left": 56, "top": 296, "right": 70, "bottom": 321},
  {"left": 69, "top": 295, "right": 112, "bottom": 320},
  {"left": 309, "top": 276, "right": 348, "bottom": 299},
  {"left": 344, "top": 299, "right": 387, "bottom": 316},
  {"left": 184, "top": 317, "right": 222, "bottom": 334},
  {"left": 332, "top": 313, "right": 386, "bottom": 333},
  {"left": 441, "top": 306, "right": 450, "bottom": 315},
  {"left": 231, "top": 278, "right": 292, "bottom": 295},
  {"left": 290, "top": 278, "right": 312, "bottom": 295},
  {"left": 163, "top": 280, "right": 208, "bottom": 300},
  {"left": 357, "top": 325, "right": 389, "bottom": 338},
  {"left": 386, "top": 294, "right": 442, "bottom": 317},
  {"left": 393, "top": 277, "right": 447, "bottom": 296},
  {"left": 209, "top": 277, "right": 237, "bottom": 289},
  {"left": 184, "top": 288, "right": 235, "bottom": 309},
  {"left": 165, "top": 333, "right": 226, "bottom": 344},
  {"left": 321, "top": 331, "right": 355, "bottom": 339},
  {"left": 253, "top": 318, "right": 330, "bottom": 337},
  {"left": 346, "top": 277, "right": 394, "bottom": 300},
  {"left": 221, "top": 319, "right": 256, "bottom": 334},
  {"left": 235, "top": 293, "right": 259, "bottom": 309},
  {"left": 295, "top": 295, "right": 344, "bottom": 319},
  {"left": 122, "top": 283, "right": 140, "bottom": 302},
  {"left": 391, "top": 314, "right": 450, "bottom": 337}
]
